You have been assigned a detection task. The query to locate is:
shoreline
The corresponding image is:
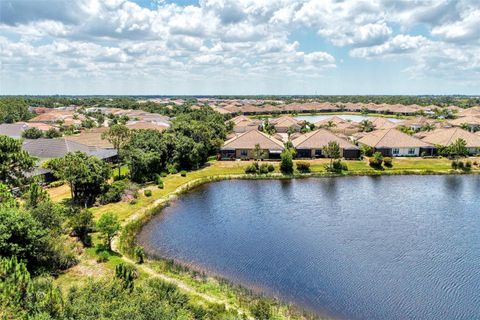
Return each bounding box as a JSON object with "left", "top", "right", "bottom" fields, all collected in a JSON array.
[{"left": 119, "top": 167, "right": 479, "bottom": 319}]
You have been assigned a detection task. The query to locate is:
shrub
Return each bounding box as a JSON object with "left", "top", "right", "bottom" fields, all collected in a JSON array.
[
  {"left": 259, "top": 163, "right": 269, "bottom": 174},
  {"left": 296, "top": 161, "right": 311, "bottom": 173},
  {"left": 360, "top": 144, "right": 373, "bottom": 157},
  {"left": 280, "top": 150, "right": 294, "bottom": 175},
  {"left": 465, "top": 160, "right": 472, "bottom": 171},
  {"left": 45, "top": 128, "right": 62, "bottom": 139},
  {"left": 97, "top": 251, "right": 109, "bottom": 263},
  {"left": 332, "top": 159, "right": 343, "bottom": 172},
  {"left": 160, "top": 172, "right": 168, "bottom": 177},
  {"left": 457, "top": 161, "right": 465, "bottom": 170},
  {"left": 244, "top": 162, "right": 259, "bottom": 174},
  {"left": 383, "top": 157, "right": 393, "bottom": 167},
  {"left": 134, "top": 246, "right": 145, "bottom": 264},
  {"left": 22, "top": 127, "right": 44, "bottom": 139},
  {"left": 267, "top": 164, "right": 275, "bottom": 172},
  {"left": 451, "top": 160, "right": 458, "bottom": 169},
  {"left": 158, "top": 181, "right": 164, "bottom": 189},
  {"left": 144, "top": 189, "right": 152, "bottom": 197},
  {"left": 369, "top": 152, "right": 384, "bottom": 168},
  {"left": 250, "top": 300, "right": 272, "bottom": 320},
  {"left": 48, "top": 180, "right": 65, "bottom": 188},
  {"left": 180, "top": 170, "right": 187, "bottom": 177},
  {"left": 99, "top": 180, "right": 126, "bottom": 204},
  {"left": 129, "top": 199, "right": 137, "bottom": 205},
  {"left": 167, "top": 164, "right": 178, "bottom": 174}
]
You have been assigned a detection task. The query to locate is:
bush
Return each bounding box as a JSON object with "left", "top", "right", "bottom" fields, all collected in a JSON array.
[
  {"left": 144, "top": 189, "right": 152, "bottom": 197},
  {"left": 296, "top": 161, "right": 311, "bottom": 173},
  {"left": 250, "top": 300, "right": 272, "bottom": 320},
  {"left": 451, "top": 160, "right": 458, "bottom": 169},
  {"left": 457, "top": 161, "right": 465, "bottom": 170},
  {"left": 155, "top": 174, "right": 162, "bottom": 185},
  {"left": 99, "top": 180, "right": 126, "bottom": 205},
  {"left": 48, "top": 180, "right": 65, "bottom": 188},
  {"left": 180, "top": 170, "right": 187, "bottom": 177},
  {"left": 280, "top": 150, "right": 294, "bottom": 175},
  {"left": 360, "top": 144, "right": 373, "bottom": 157},
  {"left": 22, "top": 127, "right": 44, "bottom": 139},
  {"left": 244, "top": 162, "right": 259, "bottom": 174},
  {"left": 259, "top": 163, "right": 269, "bottom": 174},
  {"left": 465, "top": 160, "right": 472, "bottom": 169},
  {"left": 167, "top": 164, "right": 178, "bottom": 174},
  {"left": 45, "top": 128, "right": 62, "bottom": 139},
  {"left": 383, "top": 157, "right": 393, "bottom": 167},
  {"left": 267, "top": 164, "right": 275, "bottom": 172},
  {"left": 96, "top": 251, "right": 109, "bottom": 263},
  {"left": 158, "top": 181, "right": 164, "bottom": 189},
  {"left": 129, "top": 199, "right": 137, "bottom": 205},
  {"left": 160, "top": 172, "right": 168, "bottom": 177},
  {"left": 369, "top": 152, "right": 384, "bottom": 168}
]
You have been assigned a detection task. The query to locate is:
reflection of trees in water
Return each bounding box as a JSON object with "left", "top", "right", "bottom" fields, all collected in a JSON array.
[{"left": 444, "top": 176, "right": 463, "bottom": 192}]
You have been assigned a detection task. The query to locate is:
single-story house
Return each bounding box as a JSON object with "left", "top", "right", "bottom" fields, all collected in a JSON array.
[
  {"left": 228, "top": 115, "right": 261, "bottom": 133},
  {"left": 421, "top": 128, "right": 480, "bottom": 156},
  {"left": 448, "top": 116, "right": 480, "bottom": 132},
  {"left": 357, "top": 129, "right": 434, "bottom": 157},
  {"left": 369, "top": 117, "right": 397, "bottom": 130},
  {"left": 458, "top": 106, "right": 480, "bottom": 117},
  {"left": 398, "top": 117, "right": 439, "bottom": 131},
  {"left": 220, "top": 130, "right": 285, "bottom": 160},
  {"left": 23, "top": 138, "right": 117, "bottom": 161},
  {"left": 315, "top": 116, "right": 360, "bottom": 136},
  {"left": 270, "top": 116, "right": 303, "bottom": 133},
  {"left": 292, "top": 129, "right": 360, "bottom": 159}
]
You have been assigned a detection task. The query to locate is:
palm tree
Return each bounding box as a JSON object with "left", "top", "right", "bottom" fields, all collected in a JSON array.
[
  {"left": 421, "top": 123, "right": 436, "bottom": 132},
  {"left": 359, "top": 120, "right": 375, "bottom": 132}
]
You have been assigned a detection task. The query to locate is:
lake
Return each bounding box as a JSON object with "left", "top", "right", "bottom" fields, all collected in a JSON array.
[
  {"left": 138, "top": 176, "right": 480, "bottom": 320},
  {"left": 294, "top": 114, "right": 403, "bottom": 123}
]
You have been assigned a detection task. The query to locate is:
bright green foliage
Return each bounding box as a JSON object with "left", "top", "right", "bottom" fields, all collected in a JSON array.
[
  {"left": 359, "top": 120, "right": 375, "bottom": 132},
  {"left": 448, "top": 138, "right": 469, "bottom": 158},
  {"left": 280, "top": 149, "right": 294, "bottom": 175},
  {"left": 24, "top": 182, "right": 50, "bottom": 209},
  {"left": 369, "top": 152, "right": 384, "bottom": 168},
  {"left": 296, "top": 161, "right": 311, "bottom": 173},
  {"left": 323, "top": 141, "right": 341, "bottom": 170},
  {"left": 123, "top": 129, "right": 168, "bottom": 183},
  {"left": 0, "top": 207, "right": 50, "bottom": 272},
  {"left": 0, "top": 183, "right": 17, "bottom": 208},
  {"left": 46, "top": 151, "right": 111, "bottom": 206},
  {"left": 250, "top": 300, "right": 272, "bottom": 320},
  {"left": 134, "top": 246, "right": 145, "bottom": 264},
  {"left": 96, "top": 212, "right": 120, "bottom": 251},
  {"left": 45, "top": 128, "right": 62, "bottom": 139},
  {"left": 0, "top": 135, "right": 36, "bottom": 188},
  {"left": 0, "top": 257, "right": 64, "bottom": 319},
  {"left": 22, "top": 127, "right": 44, "bottom": 139},
  {"left": 115, "top": 263, "right": 138, "bottom": 291},
  {"left": 0, "top": 98, "right": 31, "bottom": 123},
  {"left": 68, "top": 209, "right": 93, "bottom": 246},
  {"left": 360, "top": 144, "right": 373, "bottom": 157},
  {"left": 102, "top": 124, "right": 130, "bottom": 177}
]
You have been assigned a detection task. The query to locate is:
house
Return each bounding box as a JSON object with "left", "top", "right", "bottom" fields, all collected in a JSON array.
[
  {"left": 398, "top": 117, "right": 439, "bottom": 131},
  {"left": 228, "top": 115, "right": 261, "bottom": 133},
  {"left": 270, "top": 116, "right": 303, "bottom": 133},
  {"left": 220, "top": 130, "right": 284, "bottom": 159},
  {"left": 421, "top": 128, "right": 480, "bottom": 156},
  {"left": 358, "top": 129, "right": 434, "bottom": 157},
  {"left": 64, "top": 128, "right": 114, "bottom": 149},
  {"left": 23, "top": 138, "right": 117, "bottom": 161},
  {"left": 292, "top": 129, "right": 360, "bottom": 159},
  {"left": 448, "top": 116, "right": 480, "bottom": 132},
  {"left": 315, "top": 116, "right": 360, "bottom": 135},
  {"left": 369, "top": 117, "right": 397, "bottom": 130},
  {"left": 458, "top": 106, "right": 480, "bottom": 117}
]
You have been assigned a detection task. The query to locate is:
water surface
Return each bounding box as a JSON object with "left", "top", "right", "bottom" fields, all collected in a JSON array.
[{"left": 138, "top": 176, "right": 480, "bottom": 320}]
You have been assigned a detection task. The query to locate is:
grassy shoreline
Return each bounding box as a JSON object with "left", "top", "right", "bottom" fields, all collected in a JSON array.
[{"left": 50, "top": 158, "right": 479, "bottom": 320}]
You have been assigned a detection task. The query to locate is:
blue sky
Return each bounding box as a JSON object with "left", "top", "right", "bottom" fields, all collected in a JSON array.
[{"left": 0, "top": 0, "right": 479, "bottom": 95}]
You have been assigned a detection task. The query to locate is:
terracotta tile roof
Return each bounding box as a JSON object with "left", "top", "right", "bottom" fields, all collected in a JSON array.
[
  {"left": 221, "top": 130, "right": 284, "bottom": 151},
  {"left": 126, "top": 121, "right": 168, "bottom": 131},
  {"left": 448, "top": 116, "right": 480, "bottom": 126},
  {"left": 421, "top": 128, "right": 480, "bottom": 148},
  {"left": 270, "top": 116, "right": 302, "bottom": 127},
  {"left": 64, "top": 131, "right": 114, "bottom": 149},
  {"left": 314, "top": 116, "right": 349, "bottom": 127},
  {"left": 368, "top": 117, "right": 397, "bottom": 130},
  {"left": 458, "top": 106, "right": 480, "bottom": 117},
  {"left": 292, "top": 129, "right": 358, "bottom": 150},
  {"left": 398, "top": 117, "right": 438, "bottom": 127},
  {"left": 358, "top": 129, "right": 432, "bottom": 148}
]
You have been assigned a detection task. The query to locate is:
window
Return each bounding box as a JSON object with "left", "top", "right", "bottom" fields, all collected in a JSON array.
[
  {"left": 240, "top": 149, "right": 248, "bottom": 156},
  {"left": 408, "top": 148, "right": 415, "bottom": 155},
  {"left": 392, "top": 148, "right": 400, "bottom": 155}
]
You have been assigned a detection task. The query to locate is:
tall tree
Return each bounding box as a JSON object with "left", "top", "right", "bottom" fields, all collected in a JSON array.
[
  {"left": 0, "top": 135, "right": 36, "bottom": 188},
  {"left": 102, "top": 124, "right": 130, "bottom": 177},
  {"left": 448, "top": 138, "right": 468, "bottom": 158},
  {"left": 322, "top": 141, "right": 341, "bottom": 170},
  {"left": 359, "top": 120, "right": 375, "bottom": 132},
  {"left": 46, "top": 152, "right": 110, "bottom": 206},
  {"left": 96, "top": 212, "right": 120, "bottom": 251}
]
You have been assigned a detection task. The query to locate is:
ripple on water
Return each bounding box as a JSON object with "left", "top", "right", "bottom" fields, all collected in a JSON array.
[{"left": 138, "top": 176, "right": 480, "bottom": 320}]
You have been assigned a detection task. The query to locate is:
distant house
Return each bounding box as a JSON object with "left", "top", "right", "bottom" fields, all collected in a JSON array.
[
  {"left": 64, "top": 128, "right": 113, "bottom": 149},
  {"left": 448, "top": 116, "right": 480, "bottom": 132},
  {"left": 228, "top": 115, "right": 261, "bottom": 133},
  {"left": 398, "top": 117, "right": 438, "bottom": 131},
  {"left": 369, "top": 117, "right": 397, "bottom": 130},
  {"left": 220, "top": 130, "right": 284, "bottom": 159},
  {"left": 457, "top": 106, "right": 480, "bottom": 117},
  {"left": 23, "top": 138, "right": 117, "bottom": 161},
  {"left": 315, "top": 116, "right": 360, "bottom": 135},
  {"left": 421, "top": 128, "right": 480, "bottom": 156},
  {"left": 358, "top": 129, "right": 434, "bottom": 157},
  {"left": 292, "top": 129, "right": 360, "bottom": 159},
  {"left": 270, "top": 116, "right": 303, "bottom": 133}
]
